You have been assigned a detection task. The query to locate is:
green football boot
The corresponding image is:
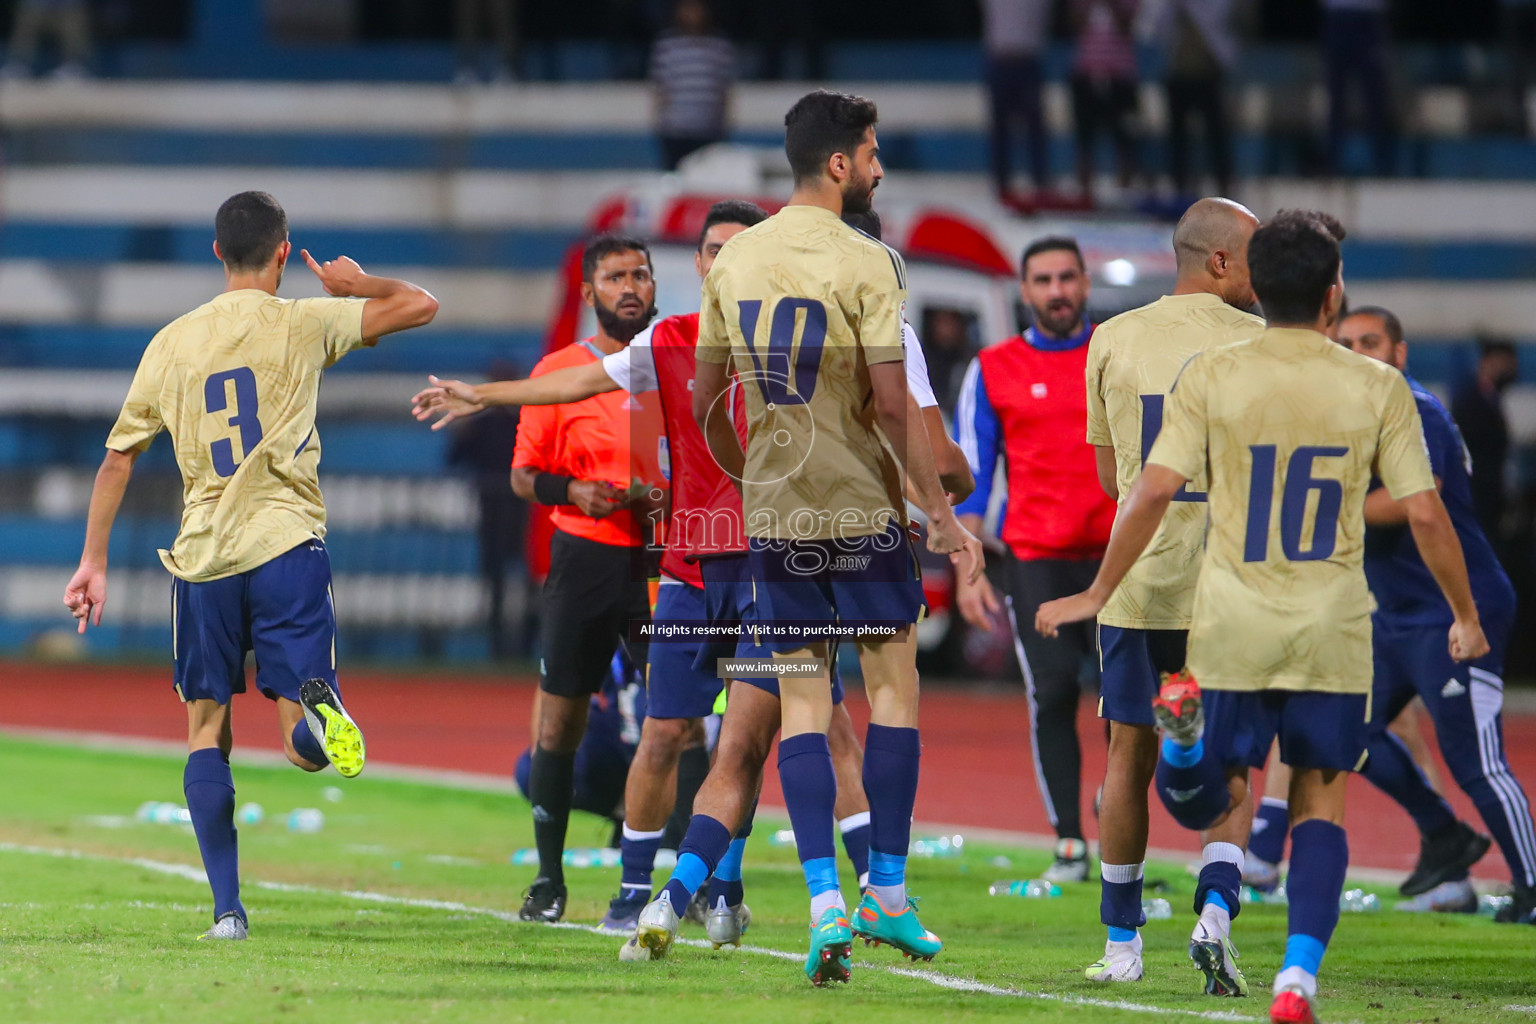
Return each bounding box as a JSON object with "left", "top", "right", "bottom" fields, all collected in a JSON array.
[
  {"left": 804, "top": 905, "right": 853, "bottom": 986},
  {"left": 851, "top": 891, "right": 943, "bottom": 961}
]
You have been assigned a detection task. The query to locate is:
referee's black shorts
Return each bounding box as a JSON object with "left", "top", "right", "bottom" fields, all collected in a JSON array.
[{"left": 539, "top": 528, "right": 652, "bottom": 699}]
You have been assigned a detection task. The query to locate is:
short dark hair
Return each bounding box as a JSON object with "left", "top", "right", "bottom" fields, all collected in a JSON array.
[
  {"left": 1480, "top": 336, "right": 1517, "bottom": 360},
  {"left": 697, "top": 200, "right": 768, "bottom": 250},
  {"left": 783, "top": 90, "right": 879, "bottom": 184},
  {"left": 1020, "top": 236, "right": 1084, "bottom": 278},
  {"left": 841, "top": 209, "right": 882, "bottom": 241},
  {"left": 582, "top": 234, "right": 652, "bottom": 282},
  {"left": 1346, "top": 304, "right": 1403, "bottom": 345},
  {"left": 1277, "top": 208, "right": 1346, "bottom": 243},
  {"left": 215, "top": 191, "right": 288, "bottom": 272},
  {"left": 1248, "top": 211, "right": 1342, "bottom": 325}
]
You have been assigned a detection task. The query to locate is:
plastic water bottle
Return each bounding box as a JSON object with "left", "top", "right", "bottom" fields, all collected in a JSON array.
[
  {"left": 321, "top": 786, "right": 344, "bottom": 803},
  {"left": 1241, "top": 883, "right": 1288, "bottom": 906},
  {"left": 135, "top": 801, "right": 163, "bottom": 823},
  {"left": 910, "top": 835, "right": 964, "bottom": 858},
  {"left": 988, "top": 879, "right": 1061, "bottom": 898},
  {"left": 1478, "top": 893, "right": 1514, "bottom": 917},
  {"left": 1339, "top": 888, "right": 1379, "bottom": 912},
  {"left": 236, "top": 803, "right": 264, "bottom": 826},
  {"left": 510, "top": 848, "right": 539, "bottom": 865},
  {"left": 1142, "top": 897, "right": 1173, "bottom": 920},
  {"left": 769, "top": 829, "right": 797, "bottom": 847},
  {"left": 563, "top": 848, "right": 622, "bottom": 869},
  {"left": 287, "top": 808, "right": 324, "bottom": 833}
]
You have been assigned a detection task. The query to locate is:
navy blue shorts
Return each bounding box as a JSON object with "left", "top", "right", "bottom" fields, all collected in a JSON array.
[
  {"left": 697, "top": 554, "right": 844, "bottom": 703},
  {"left": 172, "top": 539, "right": 337, "bottom": 706},
  {"left": 746, "top": 522, "right": 925, "bottom": 655},
  {"left": 1098, "top": 626, "right": 1188, "bottom": 726},
  {"left": 1369, "top": 612, "right": 1512, "bottom": 737},
  {"left": 1201, "top": 688, "right": 1371, "bottom": 773},
  {"left": 646, "top": 582, "right": 726, "bottom": 719}
]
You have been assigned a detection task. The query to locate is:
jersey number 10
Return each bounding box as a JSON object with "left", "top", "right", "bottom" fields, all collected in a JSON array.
[
  {"left": 1244, "top": 445, "right": 1348, "bottom": 562},
  {"left": 738, "top": 298, "right": 827, "bottom": 405},
  {"left": 205, "top": 367, "right": 264, "bottom": 478}
]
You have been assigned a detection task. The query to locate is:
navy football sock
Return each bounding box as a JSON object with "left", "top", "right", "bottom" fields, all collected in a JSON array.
[
  {"left": 1155, "top": 737, "right": 1231, "bottom": 831},
  {"left": 620, "top": 824, "right": 664, "bottom": 899},
  {"left": 712, "top": 838, "right": 747, "bottom": 908},
  {"left": 778, "top": 733, "right": 841, "bottom": 903},
  {"left": 1249, "top": 796, "right": 1290, "bottom": 866},
  {"left": 1283, "top": 820, "right": 1348, "bottom": 974},
  {"left": 864, "top": 724, "right": 920, "bottom": 907},
  {"left": 1099, "top": 861, "right": 1146, "bottom": 938},
  {"left": 290, "top": 718, "right": 329, "bottom": 767},
  {"left": 1362, "top": 731, "right": 1457, "bottom": 837},
  {"left": 661, "top": 814, "right": 732, "bottom": 909},
  {"left": 839, "top": 812, "right": 872, "bottom": 890},
  {"left": 1195, "top": 842, "right": 1244, "bottom": 920},
  {"left": 184, "top": 748, "right": 244, "bottom": 922}
]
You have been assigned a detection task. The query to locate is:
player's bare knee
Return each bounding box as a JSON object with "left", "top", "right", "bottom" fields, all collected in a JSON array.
[{"left": 637, "top": 716, "right": 695, "bottom": 763}]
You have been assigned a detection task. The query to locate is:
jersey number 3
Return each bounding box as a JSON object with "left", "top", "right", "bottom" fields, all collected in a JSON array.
[
  {"left": 1244, "top": 445, "right": 1348, "bottom": 562},
  {"left": 205, "top": 367, "right": 263, "bottom": 477}
]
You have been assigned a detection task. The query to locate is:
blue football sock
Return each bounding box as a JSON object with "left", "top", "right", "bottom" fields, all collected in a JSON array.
[
  {"left": 1362, "top": 731, "right": 1457, "bottom": 837},
  {"left": 1155, "top": 737, "right": 1230, "bottom": 830},
  {"left": 1195, "top": 842, "right": 1243, "bottom": 920},
  {"left": 660, "top": 814, "right": 732, "bottom": 909},
  {"left": 778, "top": 733, "right": 841, "bottom": 898},
  {"left": 1099, "top": 861, "right": 1145, "bottom": 935},
  {"left": 839, "top": 812, "right": 871, "bottom": 889},
  {"left": 864, "top": 724, "right": 920, "bottom": 906},
  {"left": 712, "top": 837, "right": 747, "bottom": 908},
  {"left": 1249, "top": 796, "right": 1290, "bottom": 866},
  {"left": 620, "top": 825, "right": 664, "bottom": 898},
  {"left": 184, "top": 748, "right": 244, "bottom": 922},
  {"left": 290, "top": 718, "right": 328, "bottom": 767},
  {"left": 1284, "top": 820, "right": 1348, "bottom": 974}
]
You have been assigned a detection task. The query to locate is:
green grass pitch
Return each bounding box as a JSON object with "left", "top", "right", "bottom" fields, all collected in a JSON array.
[{"left": 1, "top": 735, "right": 1533, "bottom": 1023}]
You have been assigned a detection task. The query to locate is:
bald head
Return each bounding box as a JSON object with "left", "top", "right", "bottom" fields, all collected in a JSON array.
[{"left": 1172, "top": 198, "right": 1260, "bottom": 309}]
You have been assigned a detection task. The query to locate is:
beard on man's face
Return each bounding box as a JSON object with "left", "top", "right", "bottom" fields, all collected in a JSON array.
[
  {"left": 594, "top": 292, "right": 657, "bottom": 342},
  {"left": 1032, "top": 297, "right": 1085, "bottom": 338},
  {"left": 842, "top": 173, "right": 876, "bottom": 215}
]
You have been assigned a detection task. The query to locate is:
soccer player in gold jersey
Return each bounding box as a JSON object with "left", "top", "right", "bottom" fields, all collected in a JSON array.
[
  {"left": 1081, "top": 197, "right": 1263, "bottom": 989},
  {"left": 1038, "top": 210, "right": 1487, "bottom": 1023},
  {"left": 63, "top": 191, "right": 438, "bottom": 940}
]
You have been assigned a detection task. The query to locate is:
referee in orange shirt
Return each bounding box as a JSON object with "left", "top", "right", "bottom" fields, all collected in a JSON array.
[{"left": 513, "top": 235, "right": 661, "bottom": 923}]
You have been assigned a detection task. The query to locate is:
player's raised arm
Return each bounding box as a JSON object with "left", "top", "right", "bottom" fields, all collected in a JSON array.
[
  {"left": 302, "top": 250, "right": 438, "bottom": 342},
  {"left": 63, "top": 447, "right": 140, "bottom": 633},
  {"left": 412, "top": 361, "right": 620, "bottom": 430}
]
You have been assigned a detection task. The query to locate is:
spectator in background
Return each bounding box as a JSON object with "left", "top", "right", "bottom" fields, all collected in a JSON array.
[
  {"left": 455, "top": 0, "right": 518, "bottom": 84},
  {"left": 921, "top": 307, "right": 979, "bottom": 414},
  {"left": 448, "top": 361, "right": 531, "bottom": 659},
  {"left": 1, "top": 0, "right": 91, "bottom": 79},
  {"left": 982, "top": 0, "right": 1055, "bottom": 204},
  {"left": 1322, "top": 0, "right": 1395, "bottom": 176},
  {"left": 1151, "top": 0, "right": 1244, "bottom": 197},
  {"left": 649, "top": 0, "right": 734, "bottom": 171},
  {"left": 1453, "top": 339, "right": 1520, "bottom": 544},
  {"left": 1069, "top": 0, "right": 1142, "bottom": 199},
  {"left": 756, "top": 0, "right": 824, "bottom": 81},
  {"left": 1502, "top": 0, "right": 1536, "bottom": 136}
]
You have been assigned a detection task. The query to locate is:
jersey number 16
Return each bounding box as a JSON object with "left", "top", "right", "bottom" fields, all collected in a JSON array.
[{"left": 1244, "top": 445, "right": 1348, "bottom": 563}]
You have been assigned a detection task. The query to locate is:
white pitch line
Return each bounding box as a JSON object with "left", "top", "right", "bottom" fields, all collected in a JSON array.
[{"left": 0, "top": 840, "right": 1262, "bottom": 1022}]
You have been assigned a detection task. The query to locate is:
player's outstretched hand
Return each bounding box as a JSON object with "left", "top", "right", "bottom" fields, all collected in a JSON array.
[
  {"left": 63, "top": 564, "right": 106, "bottom": 634},
  {"left": 1035, "top": 591, "right": 1103, "bottom": 638},
  {"left": 1448, "top": 618, "right": 1490, "bottom": 663},
  {"left": 569, "top": 479, "right": 623, "bottom": 519},
  {"left": 302, "top": 250, "right": 367, "bottom": 297},
  {"left": 411, "top": 375, "right": 484, "bottom": 430},
  {"left": 956, "top": 570, "right": 1001, "bottom": 632}
]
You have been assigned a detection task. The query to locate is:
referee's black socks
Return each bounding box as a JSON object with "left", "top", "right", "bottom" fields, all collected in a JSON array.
[{"left": 529, "top": 745, "right": 576, "bottom": 885}]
